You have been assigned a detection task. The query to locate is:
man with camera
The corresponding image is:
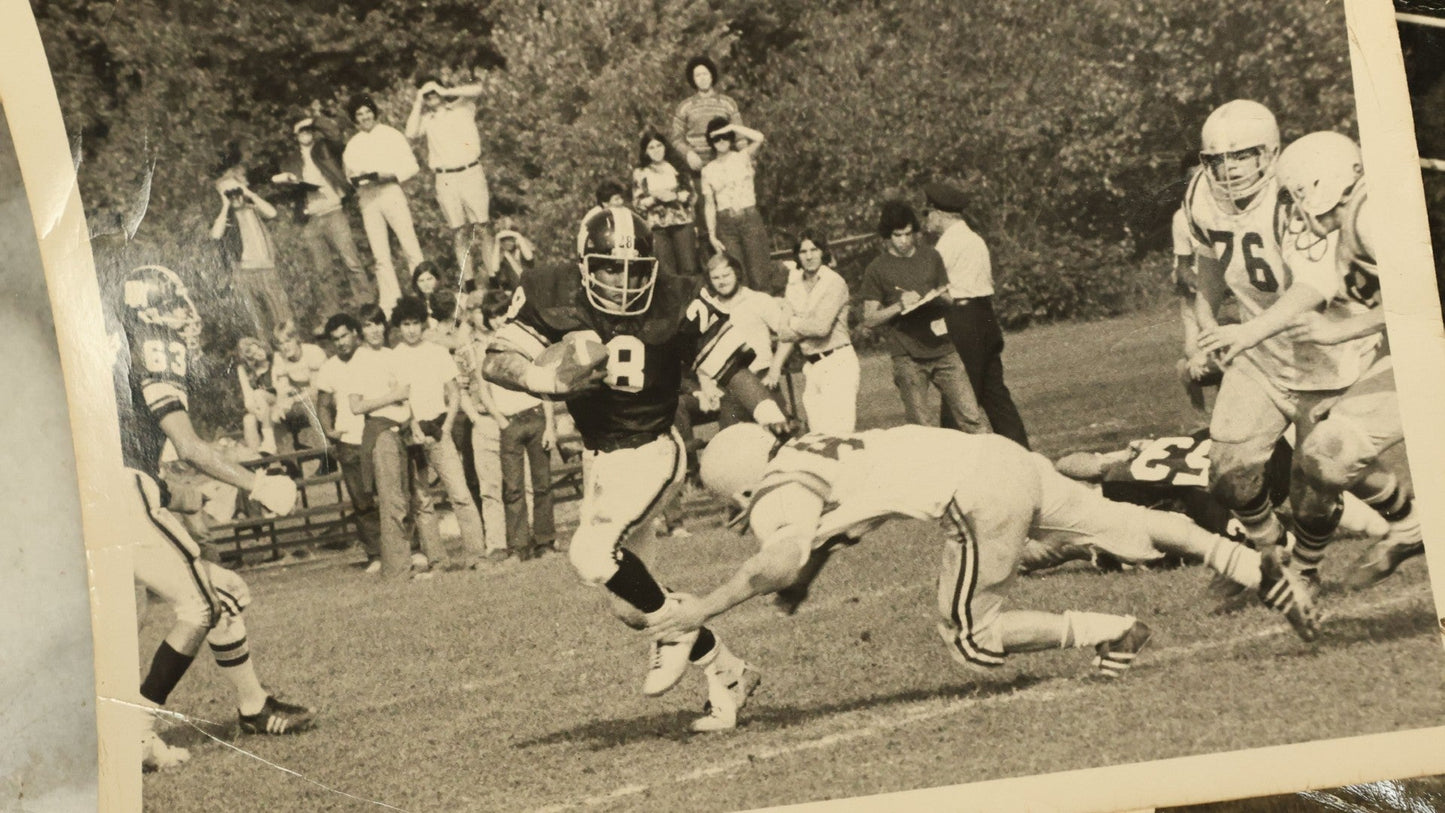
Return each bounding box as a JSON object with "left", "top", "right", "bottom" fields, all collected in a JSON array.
[{"left": 209, "top": 147, "right": 295, "bottom": 339}]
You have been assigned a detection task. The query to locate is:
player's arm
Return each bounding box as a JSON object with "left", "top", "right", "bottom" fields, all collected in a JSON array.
[
  {"left": 1199, "top": 240, "right": 1337, "bottom": 362},
  {"left": 1192, "top": 251, "right": 1227, "bottom": 334},
  {"left": 159, "top": 410, "right": 296, "bottom": 514},
  {"left": 1284, "top": 308, "right": 1385, "bottom": 345},
  {"left": 691, "top": 312, "right": 789, "bottom": 429},
  {"left": 1053, "top": 450, "right": 1131, "bottom": 482},
  {"left": 650, "top": 484, "right": 824, "bottom": 636}
]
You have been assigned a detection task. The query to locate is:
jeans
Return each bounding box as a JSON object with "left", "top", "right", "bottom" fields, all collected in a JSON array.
[
  {"left": 469, "top": 414, "right": 508, "bottom": 552},
  {"left": 421, "top": 433, "right": 487, "bottom": 563},
  {"left": 303, "top": 208, "right": 372, "bottom": 313},
  {"left": 233, "top": 265, "right": 294, "bottom": 339},
  {"left": 653, "top": 224, "right": 699, "bottom": 279},
  {"left": 356, "top": 182, "right": 424, "bottom": 313},
  {"left": 891, "top": 352, "right": 990, "bottom": 434},
  {"left": 333, "top": 441, "right": 381, "bottom": 558},
  {"left": 715, "top": 207, "right": 779, "bottom": 294},
  {"left": 500, "top": 406, "right": 556, "bottom": 554},
  {"left": 372, "top": 427, "right": 444, "bottom": 579}
]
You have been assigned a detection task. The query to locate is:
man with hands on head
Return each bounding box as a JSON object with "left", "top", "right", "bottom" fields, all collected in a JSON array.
[{"left": 406, "top": 76, "right": 496, "bottom": 286}]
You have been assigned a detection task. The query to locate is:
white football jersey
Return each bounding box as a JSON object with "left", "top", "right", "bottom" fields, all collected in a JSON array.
[
  {"left": 750, "top": 427, "right": 1027, "bottom": 546},
  {"left": 1185, "top": 172, "right": 1370, "bottom": 390}
]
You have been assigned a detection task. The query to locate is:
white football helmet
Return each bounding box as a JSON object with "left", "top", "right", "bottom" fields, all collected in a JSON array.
[
  {"left": 1276, "top": 131, "right": 1363, "bottom": 238},
  {"left": 123, "top": 265, "right": 202, "bottom": 345},
  {"left": 1199, "top": 100, "right": 1280, "bottom": 206},
  {"left": 699, "top": 423, "right": 784, "bottom": 527},
  {"left": 577, "top": 205, "right": 658, "bottom": 316}
]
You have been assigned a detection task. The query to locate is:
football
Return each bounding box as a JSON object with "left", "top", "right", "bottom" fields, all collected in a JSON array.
[{"left": 530, "top": 330, "right": 610, "bottom": 393}]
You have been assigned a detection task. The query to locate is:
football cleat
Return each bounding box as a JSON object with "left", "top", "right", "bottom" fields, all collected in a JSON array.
[
  {"left": 642, "top": 599, "right": 700, "bottom": 697},
  {"left": 691, "top": 663, "right": 762, "bottom": 733},
  {"left": 1092, "top": 619, "right": 1152, "bottom": 678},
  {"left": 141, "top": 729, "right": 190, "bottom": 771},
  {"left": 1258, "top": 547, "right": 1320, "bottom": 642},
  {"left": 1344, "top": 537, "right": 1426, "bottom": 590},
  {"left": 238, "top": 696, "right": 316, "bottom": 735}
]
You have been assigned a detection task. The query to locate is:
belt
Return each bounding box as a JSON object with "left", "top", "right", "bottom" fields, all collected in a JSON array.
[
  {"left": 586, "top": 430, "right": 666, "bottom": 454},
  {"left": 433, "top": 160, "right": 481, "bottom": 174},
  {"left": 952, "top": 295, "right": 993, "bottom": 304},
  {"left": 804, "top": 344, "right": 851, "bottom": 364}
]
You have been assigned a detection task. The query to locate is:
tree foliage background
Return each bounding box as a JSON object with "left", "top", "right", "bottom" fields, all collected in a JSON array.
[{"left": 34, "top": 0, "right": 1354, "bottom": 428}]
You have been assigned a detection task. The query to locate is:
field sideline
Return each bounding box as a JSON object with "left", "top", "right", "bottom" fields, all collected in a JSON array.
[{"left": 140, "top": 303, "right": 1444, "bottom": 812}]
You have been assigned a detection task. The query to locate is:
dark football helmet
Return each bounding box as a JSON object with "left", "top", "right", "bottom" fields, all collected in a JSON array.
[{"left": 577, "top": 205, "right": 658, "bottom": 316}]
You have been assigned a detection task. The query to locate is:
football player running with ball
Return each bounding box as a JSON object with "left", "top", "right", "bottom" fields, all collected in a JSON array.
[
  {"left": 114, "top": 265, "right": 314, "bottom": 770},
  {"left": 483, "top": 205, "right": 788, "bottom": 732},
  {"left": 1199, "top": 132, "right": 1423, "bottom": 593},
  {"left": 1187, "top": 102, "right": 1381, "bottom": 618}
]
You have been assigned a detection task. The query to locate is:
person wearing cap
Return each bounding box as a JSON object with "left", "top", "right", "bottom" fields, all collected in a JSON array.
[
  {"left": 274, "top": 111, "right": 374, "bottom": 315},
  {"left": 342, "top": 93, "right": 426, "bottom": 316},
  {"left": 924, "top": 182, "right": 1030, "bottom": 448},
  {"left": 405, "top": 77, "right": 497, "bottom": 288},
  {"left": 209, "top": 146, "right": 295, "bottom": 340},
  {"left": 765, "top": 230, "right": 859, "bottom": 434},
  {"left": 860, "top": 200, "right": 989, "bottom": 434}
]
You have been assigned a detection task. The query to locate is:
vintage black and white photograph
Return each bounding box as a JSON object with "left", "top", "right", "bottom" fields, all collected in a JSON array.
[{"left": 9, "top": 0, "right": 1445, "bottom": 809}]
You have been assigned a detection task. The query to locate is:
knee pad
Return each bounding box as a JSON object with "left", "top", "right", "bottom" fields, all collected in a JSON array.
[
  {"left": 1208, "top": 458, "right": 1269, "bottom": 512},
  {"left": 568, "top": 528, "right": 621, "bottom": 585},
  {"left": 1299, "top": 422, "right": 1374, "bottom": 491},
  {"left": 203, "top": 562, "right": 252, "bottom": 617}
]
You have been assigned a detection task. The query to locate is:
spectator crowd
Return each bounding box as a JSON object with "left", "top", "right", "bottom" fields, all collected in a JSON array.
[{"left": 191, "top": 56, "right": 1033, "bottom": 580}]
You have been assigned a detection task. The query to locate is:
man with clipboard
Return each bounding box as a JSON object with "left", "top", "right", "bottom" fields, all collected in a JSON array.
[{"left": 860, "top": 200, "right": 989, "bottom": 433}]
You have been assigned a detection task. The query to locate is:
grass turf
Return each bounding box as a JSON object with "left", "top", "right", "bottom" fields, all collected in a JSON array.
[{"left": 140, "top": 303, "right": 1443, "bottom": 812}]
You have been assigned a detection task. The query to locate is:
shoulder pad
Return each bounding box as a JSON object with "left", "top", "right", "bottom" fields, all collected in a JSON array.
[{"left": 1183, "top": 172, "right": 1210, "bottom": 245}]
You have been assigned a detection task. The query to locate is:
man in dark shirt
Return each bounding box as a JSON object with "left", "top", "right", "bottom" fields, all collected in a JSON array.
[{"left": 859, "top": 201, "right": 988, "bottom": 433}]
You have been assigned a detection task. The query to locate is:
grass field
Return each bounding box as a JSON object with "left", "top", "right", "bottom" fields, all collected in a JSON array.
[{"left": 141, "top": 304, "right": 1445, "bottom": 812}]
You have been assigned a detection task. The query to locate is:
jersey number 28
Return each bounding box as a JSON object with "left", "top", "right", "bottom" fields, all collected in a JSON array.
[{"left": 604, "top": 335, "right": 646, "bottom": 393}]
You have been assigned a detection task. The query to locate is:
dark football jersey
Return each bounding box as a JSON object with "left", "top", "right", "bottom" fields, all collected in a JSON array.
[
  {"left": 496, "top": 267, "right": 753, "bottom": 448},
  {"left": 1100, "top": 428, "right": 1291, "bottom": 540},
  {"left": 116, "top": 322, "right": 191, "bottom": 477}
]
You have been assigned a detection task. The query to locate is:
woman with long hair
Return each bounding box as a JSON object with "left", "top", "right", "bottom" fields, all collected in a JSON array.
[{"left": 632, "top": 129, "right": 699, "bottom": 278}]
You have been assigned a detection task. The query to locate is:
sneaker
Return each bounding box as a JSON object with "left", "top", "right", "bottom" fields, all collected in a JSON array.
[
  {"left": 238, "top": 696, "right": 316, "bottom": 735},
  {"left": 1093, "top": 619, "right": 1152, "bottom": 678},
  {"left": 1258, "top": 547, "right": 1321, "bottom": 643},
  {"left": 642, "top": 600, "right": 700, "bottom": 697},
  {"left": 1207, "top": 573, "right": 1252, "bottom": 615},
  {"left": 141, "top": 729, "right": 190, "bottom": 771},
  {"left": 669, "top": 526, "right": 693, "bottom": 539},
  {"left": 409, "top": 552, "right": 430, "bottom": 571},
  {"left": 690, "top": 663, "right": 763, "bottom": 733},
  {"left": 1345, "top": 537, "right": 1426, "bottom": 589},
  {"left": 363, "top": 558, "right": 382, "bottom": 575}
]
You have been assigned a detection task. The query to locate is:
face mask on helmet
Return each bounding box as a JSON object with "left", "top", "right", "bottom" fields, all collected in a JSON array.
[
  {"left": 578, "top": 206, "right": 659, "bottom": 316},
  {"left": 1199, "top": 100, "right": 1280, "bottom": 206},
  {"left": 1276, "top": 130, "right": 1363, "bottom": 244}
]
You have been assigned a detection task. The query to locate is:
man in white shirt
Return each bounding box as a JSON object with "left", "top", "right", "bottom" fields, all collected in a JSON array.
[
  {"left": 390, "top": 296, "right": 488, "bottom": 567},
  {"left": 315, "top": 313, "right": 386, "bottom": 572},
  {"left": 767, "top": 232, "right": 859, "bottom": 434},
  {"left": 343, "top": 94, "right": 426, "bottom": 315},
  {"left": 346, "top": 304, "right": 446, "bottom": 579},
  {"left": 925, "top": 182, "right": 1030, "bottom": 448},
  {"left": 405, "top": 78, "right": 497, "bottom": 287}
]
